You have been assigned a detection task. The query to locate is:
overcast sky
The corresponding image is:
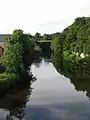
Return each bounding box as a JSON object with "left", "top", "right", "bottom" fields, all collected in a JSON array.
[{"left": 0, "top": 0, "right": 90, "bottom": 35}]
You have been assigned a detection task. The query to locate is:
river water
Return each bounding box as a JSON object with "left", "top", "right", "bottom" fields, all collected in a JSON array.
[{"left": 0, "top": 58, "right": 90, "bottom": 120}]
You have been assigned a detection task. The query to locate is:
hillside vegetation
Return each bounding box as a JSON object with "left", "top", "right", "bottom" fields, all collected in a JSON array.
[{"left": 52, "top": 17, "right": 90, "bottom": 63}]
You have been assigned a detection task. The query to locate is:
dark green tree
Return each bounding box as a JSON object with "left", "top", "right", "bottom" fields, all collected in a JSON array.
[{"left": 34, "top": 32, "right": 42, "bottom": 41}]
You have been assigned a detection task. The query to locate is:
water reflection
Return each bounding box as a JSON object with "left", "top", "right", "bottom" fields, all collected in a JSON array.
[
  {"left": 0, "top": 74, "right": 36, "bottom": 120},
  {"left": 52, "top": 53, "right": 90, "bottom": 100},
  {"left": 1, "top": 54, "right": 90, "bottom": 120},
  {"left": 33, "top": 58, "right": 42, "bottom": 68},
  {"left": 28, "top": 57, "right": 90, "bottom": 120},
  {"left": 32, "top": 48, "right": 52, "bottom": 68},
  {"left": 33, "top": 58, "right": 51, "bottom": 68}
]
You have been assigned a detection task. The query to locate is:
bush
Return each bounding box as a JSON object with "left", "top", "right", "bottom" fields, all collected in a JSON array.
[{"left": 0, "top": 73, "right": 16, "bottom": 81}]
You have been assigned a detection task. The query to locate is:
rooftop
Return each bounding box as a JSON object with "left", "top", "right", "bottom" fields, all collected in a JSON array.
[{"left": 0, "top": 34, "right": 12, "bottom": 42}]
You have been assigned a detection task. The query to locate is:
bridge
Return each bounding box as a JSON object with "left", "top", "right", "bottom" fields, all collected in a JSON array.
[
  {"left": 36, "top": 40, "right": 52, "bottom": 46},
  {"left": 37, "top": 40, "right": 52, "bottom": 43}
]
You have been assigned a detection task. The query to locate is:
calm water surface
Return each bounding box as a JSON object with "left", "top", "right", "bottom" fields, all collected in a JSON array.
[{"left": 0, "top": 58, "right": 90, "bottom": 120}]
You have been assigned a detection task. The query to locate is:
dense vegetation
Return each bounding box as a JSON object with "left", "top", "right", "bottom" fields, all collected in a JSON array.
[
  {"left": 52, "top": 17, "right": 90, "bottom": 63},
  {"left": 0, "top": 29, "right": 37, "bottom": 80},
  {"left": 51, "top": 17, "right": 90, "bottom": 99},
  {"left": 28, "top": 17, "right": 90, "bottom": 64},
  {"left": 1, "top": 17, "right": 90, "bottom": 80}
]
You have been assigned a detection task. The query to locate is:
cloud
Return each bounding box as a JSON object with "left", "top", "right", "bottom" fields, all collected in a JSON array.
[
  {"left": 0, "top": 0, "right": 90, "bottom": 34},
  {"left": 26, "top": 101, "right": 90, "bottom": 120}
]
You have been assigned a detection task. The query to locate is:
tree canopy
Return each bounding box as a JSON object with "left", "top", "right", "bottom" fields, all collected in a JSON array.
[{"left": 51, "top": 17, "right": 90, "bottom": 62}]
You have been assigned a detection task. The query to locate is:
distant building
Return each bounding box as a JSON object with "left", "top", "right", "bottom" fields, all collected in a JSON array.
[
  {"left": 0, "top": 46, "right": 4, "bottom": 57},
  {"left": 0, "top": 34, "right": 12, "bottom": 57}
]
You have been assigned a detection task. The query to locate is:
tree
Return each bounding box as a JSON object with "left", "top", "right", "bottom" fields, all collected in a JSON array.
[
  {"left": 51, "top": 17, "right": 90, "bottom": 63},
  {"left": 43, "top": 34, "right": 51, "bottom": 40},
  {"left": 3, "top": 41, "right": 24, "bottom": 74},
  {"left": 2, "top": 30, "right": 24, "bottom": 74},
  {"left": 34, "top": 32, "right": 42, "bottom": 41},
  {"left": 52, "top": 34, "right": 64, "bottom": 54},
  {"left": 11, "top": 29, "right": 23, "bottom": 44}
]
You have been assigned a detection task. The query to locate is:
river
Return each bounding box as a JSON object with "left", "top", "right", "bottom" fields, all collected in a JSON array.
[{"left": 0, "top": 58, "right": 90, "bottom": 120}]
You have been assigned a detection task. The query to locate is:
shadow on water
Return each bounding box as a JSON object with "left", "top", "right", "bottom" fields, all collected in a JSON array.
[
  {"left": 0, "top": 73, "right": 36, "bottom": 120},
  {"left": 39, "top": 42, "right": 52, "bottom": 59},
  {"left": 52, "top": 53, "right": 90, "bottom": 100},
  {"left": 1, "top": 52, "right": 90, "bottom": 120},
  {"left": 32, "top": 49, "right": 52, "bottom": 68},
  {"left": 24, "top": 55, "right": 90, "bottom": 120}
]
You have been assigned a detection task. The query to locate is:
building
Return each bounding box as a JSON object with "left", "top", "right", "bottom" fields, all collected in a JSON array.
[
  {"left": 0, "top": 34, "right": 11, "bottom": 57},
  {"left": 0, "top": 42, "right": 4, "bottom": 57}
]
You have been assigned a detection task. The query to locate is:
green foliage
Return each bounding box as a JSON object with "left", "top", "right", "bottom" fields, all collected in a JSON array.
[
  {"left": 12, "top": 29, "right": 23, "bottom": 44},
  {"left": 35, "top": 45, "right": 41, "bottom": 52},
  {"left": 51, "top": 32, "right": 60, "bottom": 40},
  {"left": 52, "top": 34, "right": 64, "bottom": 53},
  {"left": 23, "top": 34, "right": 35, "bottom": 53},
  {"left": 43, "top": 34, "right": 52, "bottom": 40},
  {"left": 83, "top": 55, "right": 90, "bottom": 63},
  {"left": 3, "top": 41, "right": 24, "bottom": 74},
  {"left": 34, "top": 32, "right": 42, "bottom": 41},
  {"left": 51, "top": 17, "right": 90, "bottom": 63},
  {"left": 0, "top": 73, "right": 16, "bottom": 81},
  {"left": 64, "top": 17, "right": 90, "bottom": 55},
  {"left": 1, "top": 29, "right": 36, "bottom": 77},
  {"left": 52, "top": 36, "right": 59, "bottom": 52},
  {"left": 64, "top": 52, "right": 76, "bottom": 62}
]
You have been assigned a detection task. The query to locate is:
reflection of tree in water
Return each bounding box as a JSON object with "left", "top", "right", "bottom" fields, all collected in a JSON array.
[
  {"left": 70, "top": 76, "right": 90, "bottom": 100},
  {"left": 6, "top": 108, "right": 25, "bottom": 120},
  {"left": 52, "top": 53, "right": 90, "bottom": 99},
  {"left": 44, "top": 59, "right": 51, "bottom": 65},
  {"left": 33, "top": 58, "right": 51, "bottom": 68},
  {"left": 40, "top": 42, "right": 51, "bottom": 59},
  {"left": 0, "top": 74, "right": 36, "bottom": 120},
  {"left": 33, "top": 58, "right": 42, "bottom": 68}
]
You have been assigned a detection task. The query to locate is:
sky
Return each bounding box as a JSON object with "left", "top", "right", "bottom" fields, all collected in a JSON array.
[{"left": 0, "top": 0, "right": 90, "bottom": 35}]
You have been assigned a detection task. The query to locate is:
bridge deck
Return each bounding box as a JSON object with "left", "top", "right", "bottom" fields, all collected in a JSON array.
[{"left": 37, "top": 40, "right": 52, "bottom": 43}]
